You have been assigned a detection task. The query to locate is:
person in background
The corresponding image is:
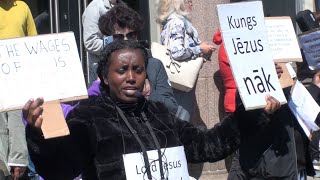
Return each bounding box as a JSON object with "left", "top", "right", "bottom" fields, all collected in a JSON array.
[
  {"left": 82, "top": 0, "right": 126, "bottom": 85},
  {"left": 310, "top": 71, "right": 320, "bottom": 104},
  {"left": 212, "top": 28, "right": 238, "bottom": 172},
  {"left": 157, "top": 0, "right": 215, "bottom": 121},
  {"left": 227, "top": 74, "right": 320, "bottom": 180},
  {"left": 295, "top": 11, "right": 320, "bottom": 177},
  {"left": 213, "top": 29, "right": 237, "bottom": 115},
  {"left": 34, "top": 0, "right": 50, "bottom": 35},
  {"left": 59, "top": 5, "right": 183, "bottom": 120},
  {"left": 24, "top": 40, "right": 281, "bottom": 180},
  {"left": 309, "top": 68, "right": 320, "bottom": 178},
  {"left": 0, "top": 0, "right": 37, "bottom": 179}
]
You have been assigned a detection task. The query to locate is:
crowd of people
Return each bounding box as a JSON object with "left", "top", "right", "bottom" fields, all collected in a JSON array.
[{"left": 1, "top": 0, "right": 320, "bottom": 180}]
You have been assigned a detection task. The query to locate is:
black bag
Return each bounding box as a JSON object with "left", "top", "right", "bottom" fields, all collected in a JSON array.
[{"left": 296, "top": 9, "right": 320, "bottom": 32}]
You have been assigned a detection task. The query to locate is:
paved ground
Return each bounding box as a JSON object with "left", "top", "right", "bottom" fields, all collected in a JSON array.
[
  {"left": 196, "top": 172, "right": 320, "bottom": 180},
  {"left": 202, "top": 173, "right": 228, "bottom": 180},
  {"left": 308, "top": 176, "right": 320, "bottom": 180}
]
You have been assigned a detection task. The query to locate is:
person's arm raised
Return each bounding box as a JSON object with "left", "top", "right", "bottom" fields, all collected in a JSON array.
[
  {"left": 177, "top": 95, "right": 280, "bottom": 163},
  {"left": 23, "top": 98, "right": 44, "bottom": 129},
  {"left": 23, "top": 98, "right": 92, "bottom": 179}
]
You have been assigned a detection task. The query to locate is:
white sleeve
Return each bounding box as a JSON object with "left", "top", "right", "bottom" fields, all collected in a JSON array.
[{"left": 82, "top": 5, "right": 104, "bottom": 55}]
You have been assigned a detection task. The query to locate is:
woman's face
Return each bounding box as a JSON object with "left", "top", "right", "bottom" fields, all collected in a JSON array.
[
  {"left": 104, "top": 48, "right": 146, "bottom": 103},
  {"left": 184, "top": 0, "right": 193, "bottom": 12}
]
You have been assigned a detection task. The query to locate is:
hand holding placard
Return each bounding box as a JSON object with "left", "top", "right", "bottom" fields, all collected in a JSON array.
[
  {"left": 22, "top": 98, "right": 69, "bottom": 139},
  {"left": 264, "top": 95, "right": 281, "bottom": 114},
  {"left": 23, "top": 98, "right": 44, "bottom": 129}
]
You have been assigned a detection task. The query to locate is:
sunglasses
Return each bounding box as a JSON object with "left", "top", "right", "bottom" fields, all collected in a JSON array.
[
  {"left": 112, "top": 31, "right": 138, "bottom": 41},
  {"left": 184, "top": 0, "right": 192, "bottom": 5},
  {"left": 103, "top": 34, "right": 149, "bottom": 49}
]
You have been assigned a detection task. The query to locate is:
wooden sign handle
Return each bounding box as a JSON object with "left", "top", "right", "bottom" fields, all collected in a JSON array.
[{"left": 41, "top": 101, "right": 70, "bottom": 139}]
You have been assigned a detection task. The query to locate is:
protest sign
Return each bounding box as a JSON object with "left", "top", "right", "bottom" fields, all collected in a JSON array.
[
  {"left": 123, "top": 146, "right": 189, "bottom": 180},
  {"left": 217, "top": 1, "right": 287, "bottom": 110},
  {"left": 298, "top": 28, "right": 320, "bottom": 70},
  {"left": 265, "top": 17, "right": 302, "bottom": 63},
  {"left": 0, "top": 32, "right": 88, "bottom": 112},
  {"left": 288, "top": 80, "right": 320, "bottom": 138}
]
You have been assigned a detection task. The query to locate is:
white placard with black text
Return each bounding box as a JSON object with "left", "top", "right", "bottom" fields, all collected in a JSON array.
[
  {"left": 217, "top": 1, "right": 287, "bottom": 110},
  {"left": 123, "top": 146, "right": 189, "bottom": 180},
  {"left": 265, "top": 17, "right": 302, "bottom": 62},
  {"left": 0, "top": 32, "right": 88, "bottom": 111}
]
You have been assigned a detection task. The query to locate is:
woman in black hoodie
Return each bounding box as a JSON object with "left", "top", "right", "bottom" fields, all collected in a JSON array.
[{"left": 24, "top": 40, "right": 280, "bottom": 180}]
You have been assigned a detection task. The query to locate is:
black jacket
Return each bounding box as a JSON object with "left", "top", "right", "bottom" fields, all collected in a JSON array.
[
  {"left": 238, "top": 102, "right": 300, "bottom": 179},
  {"left": 147, "top": 57, "right": 178, "bottom": 114},
  {"left": 232, "top": 85, "right": 320, "bottom": 179},
  {"left": 26, "top": 94, "right": 268, "bottom": 180}
]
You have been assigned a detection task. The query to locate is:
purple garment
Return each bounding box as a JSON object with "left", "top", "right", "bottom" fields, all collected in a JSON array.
[
  {"left": 61, "top": 80, "right": 101, "bottom": 118},
  {"left": 22, "top": 81, "right": 101, "bottom": 180},
  {"left": 22, "top": 80, "right": 101, "bottom": 125}
]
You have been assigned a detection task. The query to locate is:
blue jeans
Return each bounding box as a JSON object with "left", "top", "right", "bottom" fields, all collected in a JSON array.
[{"left": 27, "top": 157, "right": 41, "bottom": 180}]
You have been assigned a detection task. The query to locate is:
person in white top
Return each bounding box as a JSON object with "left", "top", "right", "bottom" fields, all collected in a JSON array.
[{"left": 82, "top": 0, "right": 126, "bottom": 85}]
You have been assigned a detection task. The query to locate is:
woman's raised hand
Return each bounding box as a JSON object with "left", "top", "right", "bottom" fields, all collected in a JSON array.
[
  {"left": 22, "top": 97, "right": 44, "bottom": 128},
  {"left": 264, "top": 95, "right": 281, "bottom": 114}
]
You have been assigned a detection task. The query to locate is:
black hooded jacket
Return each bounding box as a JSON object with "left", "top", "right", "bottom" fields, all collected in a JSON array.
[{"left": 26, "top": 93, "right": 269, "bottom": 180}]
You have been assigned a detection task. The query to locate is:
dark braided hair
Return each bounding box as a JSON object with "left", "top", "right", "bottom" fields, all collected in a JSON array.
[
  {"left": 97, "top": 40, "right": 149, "bottom": 91},
  {"left": 98, "top": 5, "right": 144, "bottom": 36}
]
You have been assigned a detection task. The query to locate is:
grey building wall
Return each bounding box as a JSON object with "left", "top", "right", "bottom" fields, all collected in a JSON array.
[{"left": 188, "top": 0, "right": 231, "bottom": 179}]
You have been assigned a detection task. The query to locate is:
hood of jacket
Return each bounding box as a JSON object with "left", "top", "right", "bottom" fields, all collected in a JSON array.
[{"left": 213, "top": 29, "right": 222, "bottom": 45}]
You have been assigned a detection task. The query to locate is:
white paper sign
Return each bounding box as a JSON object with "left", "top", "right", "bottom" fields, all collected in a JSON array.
[
  {"left": 265, "top": 17, "right": 302, "bottom": 62},
  {"left": 286, "top": 63, "right": 297, "bottom": 79},
  {"left": 217, "top": 1, "right": 287, "bottom": 110},
  {"left": 292, "top": 111, "right": 313, "bottom": 138},
  {"left": 288, "top": 81, "right": 320, "bottom": 137},
  {"left": 0, "top": 32, "right": 88, "bottom": 111},
  {"left": 123, "top": 146, "right": 189, "bottom": 180}
]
